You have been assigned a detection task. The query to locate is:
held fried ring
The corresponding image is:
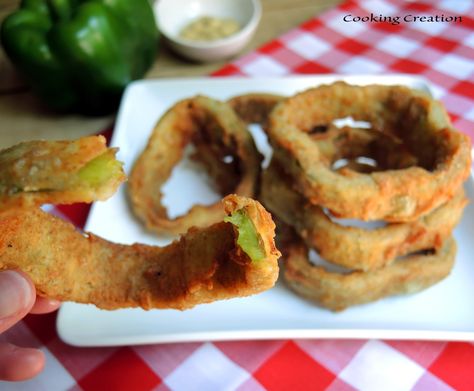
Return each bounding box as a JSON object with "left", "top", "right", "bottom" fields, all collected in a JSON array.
[
  {"left": 0, "top": 137, "right": 280, "bottom": 310},
  {"left": 0, "top": 194, "right": 280, "bottom": 310},
  {"left": 267, "top": 82, "right": 472, "bottom": 222},
  {"left": 129, "top": 95, "right": 262, "bottom": 235}
]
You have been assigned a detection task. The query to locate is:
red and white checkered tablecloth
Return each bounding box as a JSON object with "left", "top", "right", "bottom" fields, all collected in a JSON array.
[{"left": 2, "top": 0, "right": 473, "bottom": 390}]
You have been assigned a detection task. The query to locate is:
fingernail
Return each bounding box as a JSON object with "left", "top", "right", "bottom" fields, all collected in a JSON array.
[{"left": 0, "top": 271, "right": 33, "bottom": 319}]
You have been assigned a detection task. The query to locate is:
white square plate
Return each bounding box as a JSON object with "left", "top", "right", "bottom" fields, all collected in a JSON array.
[{"left": 57, "top": 75, "right": 474, "bottom": 346}]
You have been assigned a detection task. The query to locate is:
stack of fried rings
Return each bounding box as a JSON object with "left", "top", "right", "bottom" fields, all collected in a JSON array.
[
  {"left": 129, "top": 83, "right": 471, "bottom": 311},
  {"left": 260, "top": 82, "right": 471, "bottom": 311}
]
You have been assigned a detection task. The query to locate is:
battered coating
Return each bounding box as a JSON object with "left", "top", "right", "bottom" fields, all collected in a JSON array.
[
  {"left": 0, "top": 136, "right": 125, "bottom": 209},
  {"left": 261, "top": 160, "right": 467, "bottom": 271},
  {"left": 129, "top": 95, "right": 262, "bottom": 235},
  {"left": 227, "top": 93, "right": 283, "bottom": 125},
  {"left": 267, "top": 82, "right": 472, "bottom": 222},
  {"left": 281, "top": 231, "right": 456, "bottom": 311},
  {"left": 0, "top": 195, "right": 280, "bottom": 310},
  {"left": 0, "top": 137, "right": 280, "bottom": 310}
]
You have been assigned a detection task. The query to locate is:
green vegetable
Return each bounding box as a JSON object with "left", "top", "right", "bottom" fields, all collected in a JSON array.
[
  {"left": 76, "top": 149, "right": 123, "bottom": 188},
  {"left": 1, "top": 0, "right": 159, "bottom": 115},
  {"left": 225, "top": 210, "right": 266, "bottom": 262}
]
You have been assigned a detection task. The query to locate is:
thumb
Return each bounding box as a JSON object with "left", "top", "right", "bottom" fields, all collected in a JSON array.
[{"left": 0, "top": 271, "right": 35, "bottom": 333}]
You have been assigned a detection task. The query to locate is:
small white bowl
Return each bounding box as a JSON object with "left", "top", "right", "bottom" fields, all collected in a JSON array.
[{"left": 154, "top": 0, "right": 262, "bottom": 62}]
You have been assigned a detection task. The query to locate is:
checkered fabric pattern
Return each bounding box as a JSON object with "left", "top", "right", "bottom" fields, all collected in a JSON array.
[
  {"left": 2, "top": 0, "right": 473, "bottom": 390},
  {"left": 214, "top": 0, "right": 474, "bottom": 142}
]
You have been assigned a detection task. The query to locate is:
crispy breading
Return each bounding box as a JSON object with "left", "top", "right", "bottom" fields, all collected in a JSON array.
[
  {"left": 128, "top": 96, "right": 262, "bottom": 235},
  {"left": 0, "top": 195, "right": 280, "bottom": 310},
  {"left": 227, "top": 93, "right": 283, "bottom": 125},
  {"left": 267, "top": 82, "right": 472, "bottom": 222},
  {"left": 261, "top": 160, "right": 467, "bottom": 271},
  {"left": 281, "top": 229, "right": 456, "bottom": 311},
  {"left": 0, "top": 135, "right": 125, "bottom": 209}
]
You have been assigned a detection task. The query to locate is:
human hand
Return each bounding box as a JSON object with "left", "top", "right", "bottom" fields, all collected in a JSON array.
[{"left": 0, "top": 270, "right": 61, "bottom": 381}]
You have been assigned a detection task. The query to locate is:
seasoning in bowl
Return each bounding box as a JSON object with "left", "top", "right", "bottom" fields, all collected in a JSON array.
[{"left": 179, "top": 16, "right": 241, "bottom": 42}]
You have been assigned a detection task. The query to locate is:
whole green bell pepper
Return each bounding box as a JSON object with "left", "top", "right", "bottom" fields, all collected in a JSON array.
[{"left": 1, "top": 0, "right": 159, "bottom": 115}]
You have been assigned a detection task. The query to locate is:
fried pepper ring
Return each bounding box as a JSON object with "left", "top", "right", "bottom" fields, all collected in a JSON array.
[
  {"left": 227, "top": 93, "right": 283, "bottom": 125},
  {"left": 268, "top": 82, "right": 472, "bottom": 222},
  {"left": 0, "top": 135, "right": 125, "bottom": 209},
  {"left": 281, "top": 230, "right": 456, "bottom": 311},
  {"left": 261, "top": 159, "right": 467, "bottom": 271},
  {"left": 0, "top": 137, "right": 280, "bottom": 310},
  {"left": 0, "top": 194, "right": 280, "bottom": 310},
  {"left": 129, "top": 95, "right": 262, "bottom": 235}
]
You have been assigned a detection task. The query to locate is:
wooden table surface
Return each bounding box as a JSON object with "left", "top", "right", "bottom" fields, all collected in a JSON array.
[{"left": 0, "top": 0, "right": 341, "bottom": 148}]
